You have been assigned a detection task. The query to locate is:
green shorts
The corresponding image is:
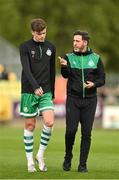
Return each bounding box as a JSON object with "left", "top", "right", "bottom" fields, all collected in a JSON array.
[{"left": 20, "top": 92, "right": 54, "bottom": 118}]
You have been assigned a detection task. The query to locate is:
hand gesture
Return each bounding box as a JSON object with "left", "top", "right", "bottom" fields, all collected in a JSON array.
[{"left": 58, "top": 56, "right": 67, "bottom": 66}]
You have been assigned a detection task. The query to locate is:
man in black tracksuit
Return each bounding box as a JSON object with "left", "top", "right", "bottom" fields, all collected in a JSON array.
[{"left": 59, "top": 30, "right": 105, "bottom": 172}]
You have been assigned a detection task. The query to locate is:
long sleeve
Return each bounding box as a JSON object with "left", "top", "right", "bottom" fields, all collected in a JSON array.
[
  {"left": 19, "top": 44, "right": 39, "bottom": 91},
  {"left": 94, "top": 58, "right": 105, "bottom": 87},
  {"left": 61, "top": 55, "right": 71, "bottom": 78},
  {"left": 50, "top": 46, "right": 56, "bottom": 99}
]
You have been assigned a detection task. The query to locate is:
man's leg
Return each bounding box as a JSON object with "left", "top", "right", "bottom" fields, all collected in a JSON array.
[
  {"left": 78, "top": 97, "right": 97, "bottom": 172},
  {"left": 63, "top": 96, "right": 80, "bottom": 171},
  {"left": 24, "top": 117, "right": 37, "bottom": 172},
  {"left": 36, "top": 110, "right": 54, "bottom": 171}
]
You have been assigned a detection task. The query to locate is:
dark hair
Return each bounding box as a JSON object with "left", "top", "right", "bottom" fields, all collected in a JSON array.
[
  {"left": 73, "top": 30, "right": 90, "bottom": 43},
  {"left": 31, "top": 18, "right": 47, "bottom": 32}
]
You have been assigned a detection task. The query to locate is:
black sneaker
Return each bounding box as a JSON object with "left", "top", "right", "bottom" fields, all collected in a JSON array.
[
  {"left": 78, "top": 165, "right": 88, "bottom": 173},
  {"left": 62, "top": 156, "right": 72, "bottom": 171}
]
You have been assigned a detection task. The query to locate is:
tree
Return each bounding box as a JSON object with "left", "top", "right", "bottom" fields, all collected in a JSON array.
[{"left": 0, "top": 0, "right": 119, "bottom": 72}]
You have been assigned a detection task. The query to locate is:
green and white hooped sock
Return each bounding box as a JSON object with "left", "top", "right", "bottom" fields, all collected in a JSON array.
[
  {"left": 37, "top": 125, "right": 52, "bottom": 158},
  {"left": 24, "top": 129, "right": 34, "bottom": 165}
]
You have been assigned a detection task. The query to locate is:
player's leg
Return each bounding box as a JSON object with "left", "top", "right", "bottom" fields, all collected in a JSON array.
[
  {"left": 63, "top": 96, "right": 80, "bottom": 171},
  {"left": 36, "top": 92, "right": 54, "bottom": 171},
  {"left": 78, "top": 97, "right": 97, "bottom": 172},
  {"left": 24, "top": 118, "right": 37, "bottom": 172},
  {"left": 36, "top": 110, "right": 54, "bottom": 171},
  {"left": 20, "top": 93, "right": 38, "bottom": 172}
]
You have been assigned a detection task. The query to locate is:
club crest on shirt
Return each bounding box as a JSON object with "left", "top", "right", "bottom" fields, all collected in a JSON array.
[
  {"left": 46, "top": 48, "right": 52, "bottom": 56},
  {"left": 31, "top": 50, "right": 35, "bottom": 58},
  {"left": 88, "top": 59, "right": 95, "bottom": 67},
  {"left": 24, "top": 107, "right": 28, "bottom": 112},
  {"left": 73, "top": 61, "right": 76, "bottom": 65}
]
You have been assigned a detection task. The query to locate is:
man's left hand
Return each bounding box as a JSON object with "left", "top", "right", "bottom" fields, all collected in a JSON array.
[{"left": 84, "top": 81, "right": 95, "bottom": 89}]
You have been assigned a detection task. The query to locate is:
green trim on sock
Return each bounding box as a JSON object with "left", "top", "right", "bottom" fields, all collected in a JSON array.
[
  {"left": 42, "top": 131, "right": 51, "bottom": 136},
  {"left": 24, "top": 142, "right": 33, "bottom": 146},
  {"left": 24, "top": 136, "right": 33, "bottom": 140},
  {"left": 41, "top": 136, "right": 50, "bottom": 141},
  {"left": 41, "top": 142, "right": 47, "bottom": 146},
  {"left": 25, "top": 149, "right": 33, "bottom": 153}
]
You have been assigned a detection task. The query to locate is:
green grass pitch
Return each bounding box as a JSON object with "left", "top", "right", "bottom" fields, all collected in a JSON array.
[{"left": 0, "top": 121, "right": 119, "bottom": 179}]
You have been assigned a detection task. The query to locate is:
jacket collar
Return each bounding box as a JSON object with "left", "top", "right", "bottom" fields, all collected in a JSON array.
[
  {"left": 31, "top": 38, "right": 45, "bottom": 46},
  {"left": 73, "top": 47, "right": 93, "bottom": 56}
]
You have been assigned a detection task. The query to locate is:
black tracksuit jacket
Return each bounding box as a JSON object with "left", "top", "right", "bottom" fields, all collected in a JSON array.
[
  {"left": 61, "top": 48, "right": 105, "bottom": 98},
  {"left": 19, "top": 39, "right": 56, "bottom": 98}
]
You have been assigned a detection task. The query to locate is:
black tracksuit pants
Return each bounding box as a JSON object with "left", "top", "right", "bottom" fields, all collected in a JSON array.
[{"left": 65, "top": 95, "right": 97, "bottom": 166}]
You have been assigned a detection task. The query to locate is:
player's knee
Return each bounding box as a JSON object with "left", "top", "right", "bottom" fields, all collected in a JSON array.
[
  {"left": 26, "top": 123, "right": 35, "bottom": 131},
  {"left": 45, "top": 121, "right": 54, "bottom": 127}
]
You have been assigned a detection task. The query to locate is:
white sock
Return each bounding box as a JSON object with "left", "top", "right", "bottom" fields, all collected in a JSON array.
[
  {"left": 24, "top": 129, "right": 34, "bottom": 165},
  {"left": 37, "top": 125, "right": 52, "bottom": 158}
]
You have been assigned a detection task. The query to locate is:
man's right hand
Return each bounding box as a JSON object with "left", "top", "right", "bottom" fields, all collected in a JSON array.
[
  {"left": 34, "top": 87, "right": 44, "bottom": 96},
  {"left": 58, "top": 56, "right": 67, "bottom": 66}
]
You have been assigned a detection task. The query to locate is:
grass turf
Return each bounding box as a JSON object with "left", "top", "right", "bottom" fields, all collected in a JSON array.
[{"left": 0, "top": 122, "right": 119, "bottom": 179}]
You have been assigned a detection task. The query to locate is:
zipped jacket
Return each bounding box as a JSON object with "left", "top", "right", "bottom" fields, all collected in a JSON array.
[
  {"left": 19, "top": 39, "right": 56, "bottom": 98},
  {"left": 61, "top": 48, "right": 105, "bottom": 98}
]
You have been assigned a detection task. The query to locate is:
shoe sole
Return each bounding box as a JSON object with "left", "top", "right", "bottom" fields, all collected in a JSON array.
[
  {"left": 35, "top": 158, "right": 47, "bottom": 172},
  {"left": 28, "top": 169, "right": 37, "bottom": 173},
  {"left": 63, "top": 168, "right": 70, "bottom": 171}
]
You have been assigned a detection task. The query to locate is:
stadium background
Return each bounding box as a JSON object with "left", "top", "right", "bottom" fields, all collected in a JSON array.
[{"left": 0, "top": 0, "right": 119, "bottom": 179}]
